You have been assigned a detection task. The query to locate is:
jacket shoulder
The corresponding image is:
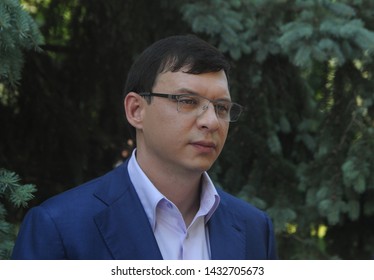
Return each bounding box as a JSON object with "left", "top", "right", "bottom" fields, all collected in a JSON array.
[{"left": 39, "top": 162, "right": 130, "bottom": 216}]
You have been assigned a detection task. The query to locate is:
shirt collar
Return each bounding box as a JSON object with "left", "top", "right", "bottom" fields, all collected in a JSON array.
[{"left": 127, "top": 149, "right": 220, "bottom": 230}]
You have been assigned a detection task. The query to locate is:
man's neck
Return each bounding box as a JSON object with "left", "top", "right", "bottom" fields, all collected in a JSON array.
[
  {"left": 155, "top": 174, "right": 201, "bottom": 227},
  {"left": 136, "top": 151, "right": 202, "bottom": 226}
]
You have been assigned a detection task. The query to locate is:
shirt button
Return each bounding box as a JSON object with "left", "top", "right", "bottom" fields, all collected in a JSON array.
[{"left": 166, "top": 202, "right": 173, "bottom": 209}]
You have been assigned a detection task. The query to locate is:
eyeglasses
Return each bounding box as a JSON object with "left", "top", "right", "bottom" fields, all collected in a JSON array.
[{"left": 139, "top": 92, "right": 244, "bottom": 122}]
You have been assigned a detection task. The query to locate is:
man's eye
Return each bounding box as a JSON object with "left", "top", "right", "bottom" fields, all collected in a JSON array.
[
  {"left": 178, "top": 97, "right": 198, "bottom": 105},
  {"left": 215, "top": 103, "right": 230, "bottom": 112}
]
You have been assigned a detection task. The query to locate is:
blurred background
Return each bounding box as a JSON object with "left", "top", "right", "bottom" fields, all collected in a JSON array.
[{"left": 1, "top": 0, "right": 374, "bottom": 259}]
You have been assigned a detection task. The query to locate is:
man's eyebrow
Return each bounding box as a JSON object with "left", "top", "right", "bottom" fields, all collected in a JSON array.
[
  {"left": 174, "top": 88, "right": 199, "bottom": 95},
  {"left": 174, "top": 88, "right": 232, "bottom": 102}
]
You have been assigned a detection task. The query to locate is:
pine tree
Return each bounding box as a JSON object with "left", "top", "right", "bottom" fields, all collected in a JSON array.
[
  {"left": 0, "top": 0, "right": 43, "bottom": 86},
  {"left": 0, "top": 0, "right": 41, "bottom": 259},
  {"left": 0, "top": 169, "right": 36, "bottom": 259}
]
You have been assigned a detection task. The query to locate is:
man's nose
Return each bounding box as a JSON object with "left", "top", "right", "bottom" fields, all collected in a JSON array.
[
  {"left": 200, "top": 101, "right": 216, "bottom": 116},
  {"left": 197, "top": 102, "right": 220, "bottom": 129}
]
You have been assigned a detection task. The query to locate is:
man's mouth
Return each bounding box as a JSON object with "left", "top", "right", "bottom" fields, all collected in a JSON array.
[{"left": 191, "top": 141, "right": 217, "bottom": 152}]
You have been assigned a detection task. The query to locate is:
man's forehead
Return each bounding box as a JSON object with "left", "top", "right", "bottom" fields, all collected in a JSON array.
[
  {"left": 153, "top": 70, "right": 230, "bottom": 98},
  {"left": 155, "top": 70, "right": 227, "bottom": 86}
]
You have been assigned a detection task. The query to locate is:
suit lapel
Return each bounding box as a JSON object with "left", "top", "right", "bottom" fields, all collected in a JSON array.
[
  {"left": 93, "top": 161, "right": 163, "bottom": 260},
  {"left": 208, "top": 201, "right": 246, "bottom": 260}
]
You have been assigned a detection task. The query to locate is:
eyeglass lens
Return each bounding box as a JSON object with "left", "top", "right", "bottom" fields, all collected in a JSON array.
[{"left": 176, "top": 95, "right": 241, "bottom": 122}]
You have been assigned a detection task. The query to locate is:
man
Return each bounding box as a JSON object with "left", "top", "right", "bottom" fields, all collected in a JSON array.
[{"left": 12, "top": 35, "right": 277, "bottom": 260}]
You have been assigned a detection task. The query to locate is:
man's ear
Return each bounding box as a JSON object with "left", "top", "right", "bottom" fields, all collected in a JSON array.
[{"left": 124, "top": 92, "right": 144, "bottom": 129}]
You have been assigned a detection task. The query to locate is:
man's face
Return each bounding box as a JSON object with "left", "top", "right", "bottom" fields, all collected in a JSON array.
[{"left": 137, "top": 69, "right": 230, "bottom": 175}]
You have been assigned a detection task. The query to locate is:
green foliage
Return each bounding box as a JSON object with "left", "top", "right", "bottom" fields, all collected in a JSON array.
[
  {"left": 0, "top": 0, "right": 43, "bottom": 87},
  {"left": 0, "top": 169, "right": 36, "bottom": 207},
  {"left": 0, "top": 169, "right": 36, "bottom": 259},
  {"left": 0, "top": 0, "right": 40, "bottom": 259},
  {"left": 182, "top": 0, "right": 282, "bottom": 61},
  {"left": 278, "top": 3, "right": 374, "bottom": 68}
]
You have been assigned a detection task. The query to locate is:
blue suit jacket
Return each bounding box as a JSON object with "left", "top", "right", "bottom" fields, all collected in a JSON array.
[{"left": 12, "top": 160, "right": 277, "bottom": 260}]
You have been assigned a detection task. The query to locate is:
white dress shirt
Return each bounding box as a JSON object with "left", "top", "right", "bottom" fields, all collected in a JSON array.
[{"left": 127, "top": 150, "right": 220, "bottom": 259}]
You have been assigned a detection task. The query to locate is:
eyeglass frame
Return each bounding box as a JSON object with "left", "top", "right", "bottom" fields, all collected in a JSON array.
[{"left": 138, "top": 92, "right": 244, "bottom": 122}]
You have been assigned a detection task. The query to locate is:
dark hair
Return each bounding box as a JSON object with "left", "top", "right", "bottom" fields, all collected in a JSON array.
[{"left": 124, "top": 34, "right": 231, "bottom": 138}]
